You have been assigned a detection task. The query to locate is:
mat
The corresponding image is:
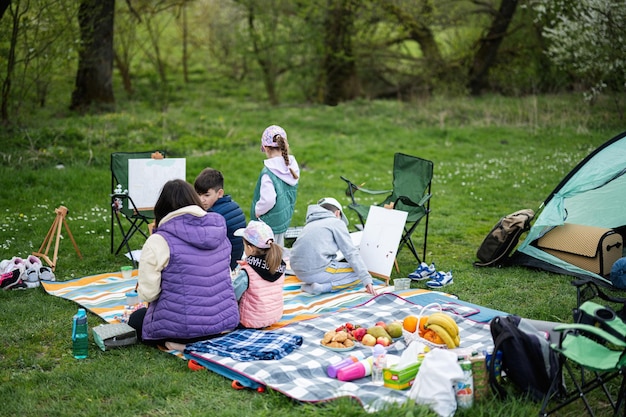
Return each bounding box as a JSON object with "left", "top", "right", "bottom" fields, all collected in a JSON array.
[{"left": 185, "top": 292, "right": 494, "bottom": 412}]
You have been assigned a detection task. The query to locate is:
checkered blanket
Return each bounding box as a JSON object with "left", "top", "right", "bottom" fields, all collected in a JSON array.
[
  {"left": 186, "top": 330, "right": 303, "bottom": 361},
  {"left": 185, "top": 292, "right": 495, "bottom": 412}
]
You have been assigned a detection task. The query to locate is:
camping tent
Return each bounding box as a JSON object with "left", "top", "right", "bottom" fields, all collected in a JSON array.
[{"left": 510, "top": 130, "right": 626, "bottom": 287}]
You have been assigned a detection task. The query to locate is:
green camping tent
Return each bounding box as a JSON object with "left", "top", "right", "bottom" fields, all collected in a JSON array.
[{"left": 511, "top": 130, "right": 626, "bottom": 287}]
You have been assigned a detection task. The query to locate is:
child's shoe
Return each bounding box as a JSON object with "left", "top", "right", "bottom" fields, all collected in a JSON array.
[
  {"left": 25, "top": 255, "right": 43, "bottom": 288},
  {"left": 408, "top": 262, "right": 436, "bottom": 281},
  {"left": 39, "top": 266, "right": 55, "bottom": 282},
  {"left": 426, "top": 271, "right": 453, "bottom": 288},
  {"left": 1, "top": 270, "right": 24, "bottom": 290}
]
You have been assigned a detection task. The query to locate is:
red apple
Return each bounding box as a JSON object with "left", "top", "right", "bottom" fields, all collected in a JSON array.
[
  {"left": 362, "top": 334, "right": 377, "bottom": 346},
  {"left": 353, "top": 327, "right": 367, "bottom": 341},
  {"left": 375, "top": 321, "right": 387, "bottom": 330},
  {"left": 376, "top": 336, "right": 391, "bottom": 347}
]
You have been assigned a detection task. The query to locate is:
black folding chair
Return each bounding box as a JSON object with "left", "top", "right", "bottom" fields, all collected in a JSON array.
[{"left": 110, "top": 151, "right": 163, "bottom": 264}]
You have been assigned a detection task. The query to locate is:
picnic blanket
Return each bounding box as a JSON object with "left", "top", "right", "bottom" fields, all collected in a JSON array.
[
  {"left": 185, "top": 293, "right": 494, "bottom": 412},
  {"left": 41, "top": 270, "right": 505, "bottom": 412},
  {"left": 40, "top": 271, "right": 502, "bottom": 326}
]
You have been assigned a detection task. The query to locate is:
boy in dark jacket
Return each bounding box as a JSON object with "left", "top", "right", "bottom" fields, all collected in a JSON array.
[{"left": 194, "top": 168, "right": 247, "bottom": 270}]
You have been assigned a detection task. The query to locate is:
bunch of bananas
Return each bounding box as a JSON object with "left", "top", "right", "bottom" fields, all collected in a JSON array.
[{"left": 424, "top": 312, "right": 460, "bottom": 349}]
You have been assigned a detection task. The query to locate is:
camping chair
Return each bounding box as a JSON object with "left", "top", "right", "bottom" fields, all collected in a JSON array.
[
  {"left": 539, "top": 295, "right": 626, "bottom": 416},
  {"left": 110, "top": 151, "right": 163, "bottom": 264},
  {"left": 340, "top": 153, "right": 433, "bottom": 263}
]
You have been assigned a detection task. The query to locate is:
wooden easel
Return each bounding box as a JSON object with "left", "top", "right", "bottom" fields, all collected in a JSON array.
[{"left": 33, "top": 206, "right": 82, "bottom": 271}]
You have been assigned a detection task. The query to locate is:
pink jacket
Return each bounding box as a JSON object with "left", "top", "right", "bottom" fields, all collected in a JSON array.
[{"left": 238, "top": 262, "right": 285, "bottom": 329}]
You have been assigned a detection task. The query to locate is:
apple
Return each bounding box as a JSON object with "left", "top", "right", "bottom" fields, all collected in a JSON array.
[
  {"left": 361, "top": 334, "right": 377, "bottom": 346},
  {"left": 375, "top": 321, "right": 387, "bottom": 330},
  {"left": 352, "top": 327, "right": 367, "bottom": 342},
  {"left": 376, "top": 336, "right": 391, "bottom": 347}
]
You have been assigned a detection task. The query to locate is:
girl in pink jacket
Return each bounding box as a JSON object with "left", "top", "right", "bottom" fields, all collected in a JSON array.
[{"left": 232, "top": 221, "right": 286, "bottom": 328}]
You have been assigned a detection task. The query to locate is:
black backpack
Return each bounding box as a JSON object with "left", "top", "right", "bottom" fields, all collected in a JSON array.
[
  {"left": 474, "top": 209, "right": 534, "bottom": 267},
  {"left": 488, "top": 315, "right": 561, "bottom": 402}
]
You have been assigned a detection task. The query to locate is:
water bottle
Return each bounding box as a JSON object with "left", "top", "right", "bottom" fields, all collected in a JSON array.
[
  {"left": 455, "top": 355, "right": 474, "bottom": 408},
  {"left": 72, "top": 308, "right": 89, "bottom": 359},
  {"left": 371, "top": 344, "right": 387, "bottom": 385}
]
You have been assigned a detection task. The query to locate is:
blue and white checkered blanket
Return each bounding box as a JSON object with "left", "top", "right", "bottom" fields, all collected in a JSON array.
[
  {"left": 186, "top": 330, "right": 303, "bottom": 362},
  {"left": 185, "top": 293, "right": 495, "bottom": 412}
]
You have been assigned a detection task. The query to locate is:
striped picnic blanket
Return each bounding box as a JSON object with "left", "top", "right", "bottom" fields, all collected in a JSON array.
[{"left": 40, "top": 272, "right": 393, "bottom": 325}]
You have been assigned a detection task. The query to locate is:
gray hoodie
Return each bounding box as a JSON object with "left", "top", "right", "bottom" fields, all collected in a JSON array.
[{"left": 289, "top": 204, "right": 372, "bottom": 286}]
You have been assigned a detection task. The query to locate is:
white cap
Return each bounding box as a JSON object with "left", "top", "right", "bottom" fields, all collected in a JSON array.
[{"left": 318, "top": 197, "right": 349, "bottom": 226}]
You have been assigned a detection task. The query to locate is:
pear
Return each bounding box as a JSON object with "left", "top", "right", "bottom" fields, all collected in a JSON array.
[
  {"left": 386, "top": 322, "right": 403, "bottom": 339},
  {"left": 367, "top": 325, "right": 392, "bottom": 340}
]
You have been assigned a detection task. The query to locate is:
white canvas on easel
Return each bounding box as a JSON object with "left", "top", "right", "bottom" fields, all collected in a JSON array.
[
  {"left": 359, "top": 205, "right": 408, "bottom": 282},
  {"left": 128, "top": 158, "right": 186, "bottom": 210}
]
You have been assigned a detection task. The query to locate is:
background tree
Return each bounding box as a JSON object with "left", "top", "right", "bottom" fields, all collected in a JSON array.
[
  {"left": 533, "top": 0, "right": 625, "bottom": 115},
  {"left": 70, "top": 0, "right": 115, "bottom": 113}
]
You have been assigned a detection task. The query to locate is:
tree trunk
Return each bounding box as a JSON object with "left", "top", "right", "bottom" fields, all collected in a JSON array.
[
  {"left": 0, "top": 0, "right": 10, "bottom": 21},
  {"left": 1, "top": 0, "right": 19, "bottom": 123},
  {"left": 468, "top": 0, "right": 519, "bottom": 96},
  {"left": 322, "top": 0, "right": 361, "bottom": 106},
  {"left": 70, "top": 0, "right": 115, "bottom": 113}
]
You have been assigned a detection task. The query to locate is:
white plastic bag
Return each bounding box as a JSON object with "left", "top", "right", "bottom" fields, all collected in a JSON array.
[{"left": 408, "top": 348, "right": 464, "bottom": 417}]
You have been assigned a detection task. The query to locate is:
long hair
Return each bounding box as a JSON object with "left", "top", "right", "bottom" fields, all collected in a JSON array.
[
  {"left": 154, "top": 179, "right": 203, "bottom": 227},
  {"left": 245, "top": 240, "right": 284, "bottom": 275},
  {"left": 272, "top": 134, "right": 299, "bottom": 180}
]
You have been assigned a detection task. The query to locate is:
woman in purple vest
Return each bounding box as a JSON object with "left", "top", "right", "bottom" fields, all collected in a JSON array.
[{"left": 128, "top": 179, "right": 240, "bottom": 348}]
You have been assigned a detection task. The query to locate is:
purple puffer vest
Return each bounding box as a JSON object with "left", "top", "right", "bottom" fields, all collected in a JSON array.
[{"left": 142, "top": 212, "right": 240, "bottom": 341}]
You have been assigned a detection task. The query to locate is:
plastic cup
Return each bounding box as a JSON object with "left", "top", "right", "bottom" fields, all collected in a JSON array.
[
  {"left": 125, "top": 290, "right": 139, "bottom": 306},
  {"left": 121, "top": 266, "right": 133, "bottom": 279},
  {"left": 394, "top": 278, "right": 411, "bottom": 291}
]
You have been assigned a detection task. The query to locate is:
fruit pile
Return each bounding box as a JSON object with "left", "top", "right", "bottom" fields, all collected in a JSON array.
[
  {"left": 402, "top": 312, "right": 461, "bottom": 348},
  {"left": 321, "top": 320, "right": 404, "bottom": 348}
]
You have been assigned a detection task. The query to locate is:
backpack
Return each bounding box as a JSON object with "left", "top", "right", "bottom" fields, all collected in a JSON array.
[
  {"left": 474, "top": 209, "right": 534, "bottom": 267},
  {"left": 488, "top": 315, "right": 561, "bottom": 402}
]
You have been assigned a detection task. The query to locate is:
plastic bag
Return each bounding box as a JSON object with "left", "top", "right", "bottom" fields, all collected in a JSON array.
[{"left": 408, "top": 348, "right": 464, "bottom": 417}]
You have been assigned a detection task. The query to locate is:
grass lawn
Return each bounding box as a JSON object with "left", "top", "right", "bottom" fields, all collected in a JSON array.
[{"left": 0, "top": 92, "right": 624, "bottom": 416}]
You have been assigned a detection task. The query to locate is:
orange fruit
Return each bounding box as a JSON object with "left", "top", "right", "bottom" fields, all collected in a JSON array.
[
  {"left": 403, "top": 315, "right": 418, "bottom": 333},
  {"left": 418, "top": 316, "right": 429, "bottom": 336}
]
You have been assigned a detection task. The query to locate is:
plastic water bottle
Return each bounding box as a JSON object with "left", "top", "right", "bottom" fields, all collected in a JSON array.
[
  {"left": 72, "top": 308, "right": 89, "bottom": 359},
  {"left": 456, "top": 355, "right": 474, "bottom": 408},
  {"left": 371, "top": 344, "right": 387, "bottom": 385}
]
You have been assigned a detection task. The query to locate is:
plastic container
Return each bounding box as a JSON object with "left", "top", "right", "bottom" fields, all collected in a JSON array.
[
  {"left": 371, "top": 344, "right": 387, "bottom": 385},
  {"left": 326, "top": 351, "right": 365, "bottom": 378},
  {"left": 72, "top": 308, "right": 89, "bottom": 359},
  {"left": 337, "top": 357, "right": 373, "bottom": 381},
  {"left": 394, "top": 278, "right": 411, "bottom": 291},
  {"left": 121, "top": 266, "right": 133, "bottom": 279},
  {"left": 470, "top": 351, "right": 489, "bottom": 401},
  {"left": 456, "top": 355, "right": 474, "bottom": 408},
  {"left": 125, "top": 290, "right": 139, "bottom": 306},
  {"left": 485, "top": 347, "right": 503, "bottom": 383}
]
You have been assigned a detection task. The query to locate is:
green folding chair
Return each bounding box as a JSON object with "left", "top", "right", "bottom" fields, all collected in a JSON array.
[
  {"left": 341, "top": 153, "right": 433, "bottom": 263},
  {"left": 540, "top": 300, "right": 626, "bottom": 416},
  {"left": 110, "top": 151, "right": 163, "bottom": 263}
]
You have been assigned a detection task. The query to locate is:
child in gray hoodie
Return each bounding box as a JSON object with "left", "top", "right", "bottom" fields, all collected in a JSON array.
[{"left": 289, "top": 197, "right": 376, "bottom": 296}]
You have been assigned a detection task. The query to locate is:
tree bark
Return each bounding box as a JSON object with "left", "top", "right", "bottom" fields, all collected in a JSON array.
[
  {"left": 468, "top": 0, "right": 519, "bottom": 96},
  {"left": 70, "top": 0, "right": 115, "bottom": 113},
  {"left": 1, "top": 0, "right": 19, "bottom": 123},
  {"left": 322, "top": 0, "right": 361, "bottom": 106}
]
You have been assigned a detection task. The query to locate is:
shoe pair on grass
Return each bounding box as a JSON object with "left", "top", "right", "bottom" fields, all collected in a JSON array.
[
  {"left": 408, "top": 262, "right": 453, "bottom": 288},
  {"left": 0, "top": 255, "right": 55, "bottom": 290}
]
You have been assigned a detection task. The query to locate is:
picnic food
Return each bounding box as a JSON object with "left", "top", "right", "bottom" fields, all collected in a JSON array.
[
  {"left": 321, "top": 329, "right": 356, "bottom": 349},
  {"left": 403, "top": 315, "right": 418, "bottom": 333},
  {"left": 423, "top": 312, "right": 460, "bottom": 348}
]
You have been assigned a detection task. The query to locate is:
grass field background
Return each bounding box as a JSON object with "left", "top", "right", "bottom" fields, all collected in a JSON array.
[{"left": 0, "top": 92, "right": 624, "bottom": 416}]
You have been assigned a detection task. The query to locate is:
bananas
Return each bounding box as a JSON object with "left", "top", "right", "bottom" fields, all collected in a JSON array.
[
  {"left": 426, "top": 324, "right": 457, "bottom": 348},
  {"left": 425, "top": 312, "right": 460, "bottom": 348}
]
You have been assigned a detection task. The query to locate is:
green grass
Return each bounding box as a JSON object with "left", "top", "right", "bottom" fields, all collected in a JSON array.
[{"left": 0, "top": 91, "right": 624, "bottom": 416}]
